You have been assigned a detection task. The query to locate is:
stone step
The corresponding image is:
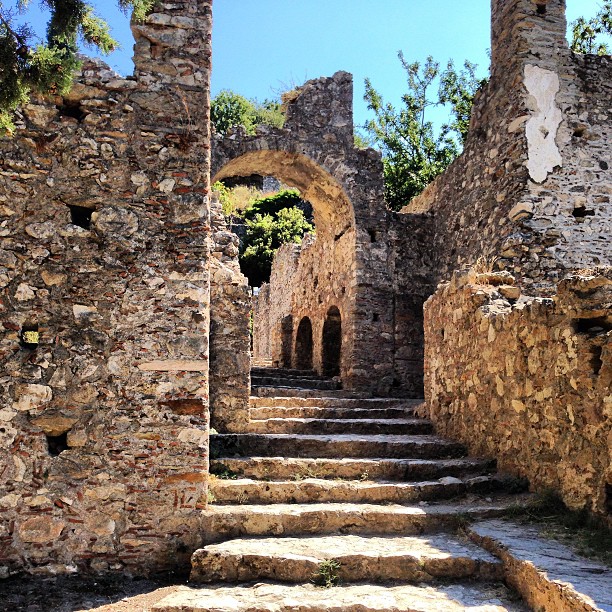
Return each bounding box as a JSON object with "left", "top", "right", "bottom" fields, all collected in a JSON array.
[
  {"left": 189, "top": 533, "right": 503, "bottom": 584},
  {"left": 210, "top": 433, "right": 467, "bottom": 460},
  {"left": 250, "top": 405, "right": 418, "bottom": 420},
  {"left": 209, "top": 475, "right": 514, "bottom": 505},
  {"left": 252, "top": 387, "right": 368, "bottom": 398},
  {"left": 209, "top": 456, "right": 496, "bottom": 482},
  {"left": 251, "top": 374, "right": 332, "bottom": 383},
  {"left": 152, "top": 582, "right": 528, "bottom": 612},
  {"left": 250, "top": 396, "right": 422, "bottom": 409},
  {"left": 201, "top": 497, "right": 531, "bottom": 541},
  {"left": 251, "top": 367, "right": 317, "bottom": 378},
  {"left": 246, "top": 417, "right": 434, "bottom": 435},
  {"left": 251, "top": 377, "right": 342, "bottom": 390}
]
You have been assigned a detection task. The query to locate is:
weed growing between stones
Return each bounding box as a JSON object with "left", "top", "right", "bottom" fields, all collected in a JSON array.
[
  {"left": 312, "top": 559, "right": 341, "bottom": 588},
  {"left": 505, "top": 489, "right": 612, "bottom": 566},
  {"left": 292, "top": 466, "right": 324, "bottom": 481},
  {"left": 210, "top": 466, "right": 239, "bottom": 480}
]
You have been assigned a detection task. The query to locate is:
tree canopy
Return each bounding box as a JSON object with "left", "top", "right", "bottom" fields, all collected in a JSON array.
[
  {"left": 570, "top": 1, "right": 612, "bottom": 55},
  {"left": 363, "top": 54, "right": 485, "bottom": 211},
  {"left": 210, "top": 89, "right": 284, "bottom": 136},
  {"left": 0, "top": 0, "right": 153, "bottom": 133},
  {"left": 239, "top": 203, "right": 314, "bottom": 287}
]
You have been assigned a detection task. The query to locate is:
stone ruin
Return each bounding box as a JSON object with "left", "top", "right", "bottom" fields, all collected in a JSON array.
[{"left": 0, "top": 0, "right": 609, "bottom": 579}]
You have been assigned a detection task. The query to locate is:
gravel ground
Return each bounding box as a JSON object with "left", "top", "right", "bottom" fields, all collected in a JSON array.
[{"left": 0, "top": 573, "right": 188, "bottom": 612}]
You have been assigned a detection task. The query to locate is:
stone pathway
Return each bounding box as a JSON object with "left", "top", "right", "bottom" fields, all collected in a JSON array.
[{"left": 155, "top": 367, "right": 531, "bottom": 610}]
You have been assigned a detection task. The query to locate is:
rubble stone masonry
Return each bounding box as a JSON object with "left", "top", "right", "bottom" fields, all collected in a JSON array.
[
  {"left": 0, "top": 2, "right": 213, "bottom": 575},
  {"left": 423, "top": 269, "right": 611, "bottom": 515},
  {"left": 402, "top": 0, "right": 611, "bottom": 296}
]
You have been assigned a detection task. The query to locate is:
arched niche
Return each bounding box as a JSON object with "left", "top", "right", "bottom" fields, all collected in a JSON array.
[
  {"left": 322, "top": 306, "right": 342, "bottom": 377},
  {"left": 295, "top": 317, "right": 314, "bottom": 370},
  {"left": 280, "top": 314, "right": 293, "bottom": 368}
]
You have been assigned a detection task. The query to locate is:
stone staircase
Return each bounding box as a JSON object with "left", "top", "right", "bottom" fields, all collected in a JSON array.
[
  {"left": 149, "top": 368, "right": 538, "bottom": 610},
  {"left": 251, "top": 366, "right": 343, "bottom": 393}
]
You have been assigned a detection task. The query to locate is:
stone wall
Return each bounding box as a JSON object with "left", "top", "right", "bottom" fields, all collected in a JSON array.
[
  {"left": 423, "top": 268, "right": 611, "bottom": 515},
  {"left": 400, "top": 0, "right": 611, "bottom": 296},
  {"left": 0, "top": 2, "right": 213, "bottom": 576},
  {"left": 252, "top": 284, "right": 271, "bottom": 364},
  {"left": 209, "top": 195, "right": 251, "bottom": 433},
  {"left": 388, "top": 212, "right": 437, "bottom": 396}
]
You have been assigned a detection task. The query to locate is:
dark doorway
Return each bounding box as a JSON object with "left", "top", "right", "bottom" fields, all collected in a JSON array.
[
  {"left": 280, "top": 315, "right": 293, "bottom": 368},
  {"left": 322, "top": 306, "right": 342, "bottom": 377},
  {"left": 295, "top": 317, "right": 313, "bottom": 370}
]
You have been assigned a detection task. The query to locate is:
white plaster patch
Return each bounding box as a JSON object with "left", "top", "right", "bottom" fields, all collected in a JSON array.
[{"left": 524, "top": 64, "right": 563, "bottom": 183}]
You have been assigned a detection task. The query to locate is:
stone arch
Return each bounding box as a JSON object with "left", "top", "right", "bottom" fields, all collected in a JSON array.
[
  {"left": 322, "top": 306, "right": 342, "bottom": 377},
  {"left": 212, "top": 72, "right": 397, "bottom": 394},
  {"left": 295, "top": 317, "right": 314, "bottom": 370},
  {"left": 212, "top": 149, "right": 355, "bottom": 238}
]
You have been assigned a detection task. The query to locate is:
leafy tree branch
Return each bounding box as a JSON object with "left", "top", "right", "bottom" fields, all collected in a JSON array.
[{"left": 0, "top": 0, "right": 154, "bottom": 134}]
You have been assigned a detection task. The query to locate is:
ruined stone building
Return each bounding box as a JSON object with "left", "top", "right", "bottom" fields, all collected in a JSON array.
[{"left": 0, "top": 0, "right": 610, "bottom": 580}]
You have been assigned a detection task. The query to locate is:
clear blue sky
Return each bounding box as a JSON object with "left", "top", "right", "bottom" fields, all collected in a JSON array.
[{"left": 12, "top": 1, "right": 607, "bottom": 128}]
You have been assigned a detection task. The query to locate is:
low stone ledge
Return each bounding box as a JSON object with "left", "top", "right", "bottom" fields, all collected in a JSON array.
[{"left": 468, "top": 520, "right": 611, "bottom": 612}]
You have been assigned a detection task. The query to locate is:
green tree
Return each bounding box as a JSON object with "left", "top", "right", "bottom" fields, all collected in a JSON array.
[
  {"left": 0, "top": 0, "right": 154, "bottom": 134},
  {"left": 239, "top": 206, "right": 314, "bottom": 287},
  {"left": 570, "top": 1, "right": 612, "bottom": 55},
  {"left": 364, "top": 54, "right": 484, "bottom": 211},
  {"left": 241, "top": 188, "right": 303, "bottom": 221},
  {"left": 211, "top": 90, "right": 284, "bottom": 136}
]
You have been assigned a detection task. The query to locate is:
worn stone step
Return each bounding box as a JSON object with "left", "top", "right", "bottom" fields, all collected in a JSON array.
[
  {"left": 209, "top": 456, "right": 496, "bottom": 482},
  {"left": 246, "top": 417, "right": 433, "bottom": 435},
  {"left": 210, "top": 433, "right": 467, "bottom": 460},
  {"left": 250, "top": 396, "right": 422, "bottom": 409},
  {"left": 252, "top": 377, "right": 342, "bottom": 390},
  {"left": 251, "top": 367, "right": 318, "bottom": 378},
  {"left": 250, "top": 405, "right": 418, "bottom": 420},
  {"left": 252, "top": 387, "right": 368, "bottom": 398},
  {"left": 190, "top": 533, "right": 503, "bottom": 584},
  {"left": 201, "top": 497, "right": 531, "bottom": 541},
  {"left": 152, "top": 582, "right": 527, "bottom": 612},
  {"left": 209, "top": 475, "right": 513, "bottom": 505}
]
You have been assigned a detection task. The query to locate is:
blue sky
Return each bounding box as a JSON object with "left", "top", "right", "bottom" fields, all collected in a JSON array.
[{"left": 12, "top": 1, "right": 608, "bottom": 128}]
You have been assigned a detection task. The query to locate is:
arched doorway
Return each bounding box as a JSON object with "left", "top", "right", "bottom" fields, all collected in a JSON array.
[
  {"left": 295, "top": 317, "right": 313, "bottom": 370},
  {"left": 322, "top": 306, "right": 342, "bottom": 377}
]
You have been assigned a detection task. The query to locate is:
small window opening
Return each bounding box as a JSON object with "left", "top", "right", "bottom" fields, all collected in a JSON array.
[
  {"left": 589, "top": 345, "right": 603, "bottom": 375},
  {"left": 372, "top": 313, "right": 380, "bottom": 322},
  {"left": 572, "top": 317, "right": 611, "bottom": 335},
  {"left": 572, "top": 206, "right": 595, "bottom": 220},
  {"left": 58, "top": 102, "right": 87, "bottom": 122},
  {"left": 573, "top": 126, "right": 586, "bottom": 138},
  {"left": 68, "top": 204, "right": 94, "bottom": 229},
  {"left": 47, "top": 432, "right": 69, "bottom": 456},
  {"left": 536, "top": 3, "right": 547, "bottom": 15},
  {"left": 368, "top": 229, "right": 377, "bottom": 243},
  {"left": 599, "top": 161, "right": 609, "bottom": 170},
  {"left": 20, "top": 324, "right": 39, "bottom": 349}
]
